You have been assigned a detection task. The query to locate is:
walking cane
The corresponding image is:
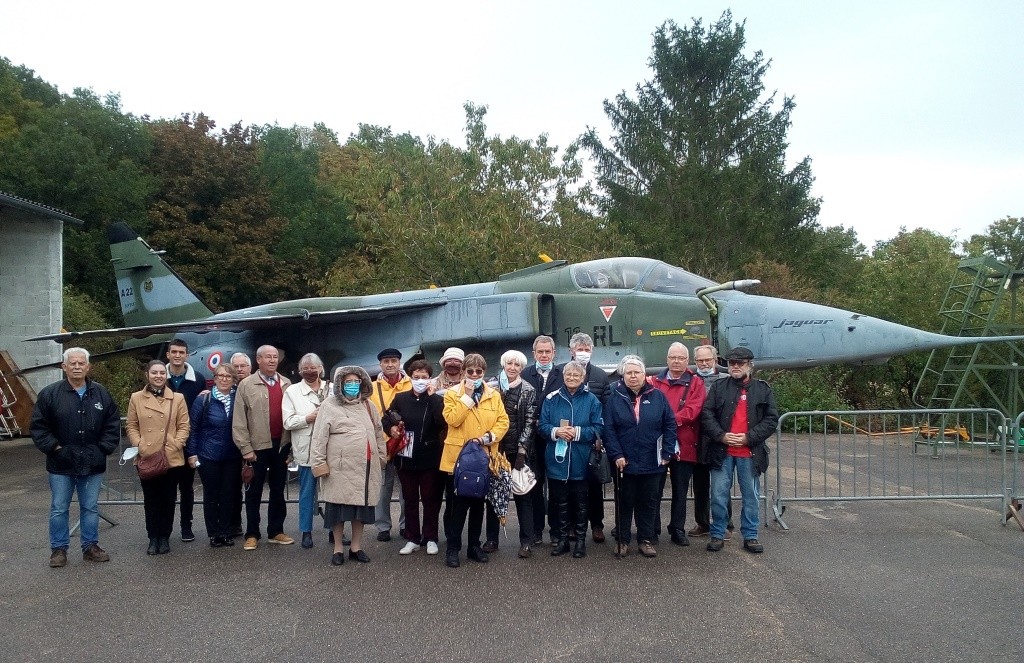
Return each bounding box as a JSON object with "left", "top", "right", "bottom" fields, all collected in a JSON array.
[{"left": 613, "top": 467, "right": 623, "bottom": 559}]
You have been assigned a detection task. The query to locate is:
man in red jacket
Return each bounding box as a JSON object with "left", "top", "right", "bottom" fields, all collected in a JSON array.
[{"left": 649, "top": 343, "right": 706, "bottom": 546}]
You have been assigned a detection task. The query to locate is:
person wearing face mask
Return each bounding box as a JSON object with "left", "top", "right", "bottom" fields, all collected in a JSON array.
[
  {"left": 282, "top": 353, "right": 330, "bottom": 549},
  {"left": 440, "top": 354, "right": 509, "bottom": 568},
  {"left": 521, "top": 335, "right": 563, "bottom": 545},
  {"left": 482, "top": 350, "right": 538, "bottom": 557},
  {"left": 690, "top": 344, "right": 732, "bottom": 539},
  {"left": 700, "top": 347, "right": 778, "bottom": 554},
  {"left": 387, "top": 360, "right": 448, "bottom": 555},
  {"left": 561, "top": 332, "right": 611, "bottom": 544},
  {"left": 369, "top": 348, "right": 412, "bottom": 543},
  {"left": 432, "top": 347, "right": 466, "bottom": 394},
  {"left": 310, "top": 367, "right": 387, "bottom": 566},
  {"left": 126, "top": 360, "right": 191, "bottom": 555}
]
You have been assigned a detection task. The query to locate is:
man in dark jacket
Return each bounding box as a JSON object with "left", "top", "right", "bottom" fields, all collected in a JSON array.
[
  {"left": 700, "top": 347, "right": 778, "bottom": 554},
  {"left": 31, "top": 348, "right": 121, "bottom": 568},
  {"left": 166, "top": 338, "right": 203, "bottom": 542},
  {"left": 521, "top": 335, "right": 563, "bottom": 544}
]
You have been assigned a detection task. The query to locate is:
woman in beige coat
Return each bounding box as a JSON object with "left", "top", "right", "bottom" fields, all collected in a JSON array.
[
  {"left": 310, "top": 366, "right": 386, "bottom": 566},
  {"left": 126, "top": 360, "right": 190, "bottom": 556}
]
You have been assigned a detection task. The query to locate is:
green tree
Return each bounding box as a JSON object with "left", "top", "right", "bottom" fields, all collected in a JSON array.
[
  {"left": 964, "top": 216, "right": 1024, "bottom": 268},
  {"left": 579, "top": 13, "right": 851, "bottom": 282}
]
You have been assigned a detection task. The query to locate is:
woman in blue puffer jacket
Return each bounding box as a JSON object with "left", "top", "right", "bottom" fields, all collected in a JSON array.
[
  {"left": 538, "top": 360, "right": 603, "bottom": 559},
  {"left": 185, "top": 364, "right": 241, "bottom": 548}
]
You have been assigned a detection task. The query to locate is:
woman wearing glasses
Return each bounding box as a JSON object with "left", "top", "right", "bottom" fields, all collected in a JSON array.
[
  {"left": 537, "top": 360, "right": 603, "bottom": 559},
  {"left": 439, "top": 353, "right": 509, "bottom": 568},
  {"left": 310, "top": 366, "right": 387, "bottom": 566},
  {"left": 186, "top": 364, "right": 240, "bottom": 548}
]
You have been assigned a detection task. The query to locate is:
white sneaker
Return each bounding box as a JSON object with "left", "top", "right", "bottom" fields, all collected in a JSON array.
[
  {"left": 399, "top": 541, "right": 421, "bottom": 555},
  {"left": 426, "top": 541, "right": 439, "bottom": 555}
]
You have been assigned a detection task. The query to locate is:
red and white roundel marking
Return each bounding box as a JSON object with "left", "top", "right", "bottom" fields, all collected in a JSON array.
[{"left": 207, "top": 351, "right": 223, "bottom": 371}]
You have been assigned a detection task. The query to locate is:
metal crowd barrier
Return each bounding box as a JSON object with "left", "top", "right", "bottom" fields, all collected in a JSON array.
[{"left": 770, "top": 408, "right": 1016, "bottom": 529}]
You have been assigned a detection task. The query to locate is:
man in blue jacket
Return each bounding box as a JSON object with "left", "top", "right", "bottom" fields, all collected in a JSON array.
[
  {"left": 700, "top": 347, "right": 778, "bottom": 554},
  {"left": 31, "top": 348, "right": 121, "bottom": 568}
]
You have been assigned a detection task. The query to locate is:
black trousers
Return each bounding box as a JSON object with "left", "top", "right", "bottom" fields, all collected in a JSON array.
[
  {"left": 198, "top": 458, "right": 242, "bottom": 539},
  {"left": 586, "top": 476, "right": 605, "bottom": 529},
  {"left": 245, "top": 442, "right": 287, "bottom": 540},
  {"left": 141, "top": 466, "right": 182, "bottom": 539},
  {"left": 176, "top": 462, "right": 195, "bottom": 528},
  {"left": 549, "top": 479, "right": 588, "bottom": 542},
  {"left": 485, "top": 491, "right": 536, "bottom": 547},
  {"left": 444, "top": 477, "right": 483, "bottom": 553},
  {"left": 617, "top": 472, "right": 661, "bottom": 544},
  {"left": 530, "top": 443, "right": 548, "bottom": 539},
  {"left": 667, "top": 460, "right": 695, "bottom": 534}
]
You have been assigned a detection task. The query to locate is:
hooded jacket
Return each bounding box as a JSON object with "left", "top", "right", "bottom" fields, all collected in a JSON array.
[
  {"left": 603, "top": 381, "right": 677, "bottom": 475},
  {"left": 648, "top": 368, "right": 706, "bottom": 463},
  {"left": 538, "top": 385, "right": 603, "bottom": 481}
]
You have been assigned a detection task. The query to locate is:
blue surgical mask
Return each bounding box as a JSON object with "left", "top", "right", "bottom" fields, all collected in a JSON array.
[
  {"left": 473, "top": 378, "right": 483, "bottom": 389},
  {"left": 536, "top": 361, "right": 552, "bottom": 371},
  {"left": 498, "top": 370, "right": 510, "bottom": 391},
  {"left": 696, "top": 367, "right": 716, "bottom": 378},
  {"left": 343, "top": 383, "right": 361, "bottom": 398},
  {"left": 411, "top": 378, "right": 430, "bottom": 394},
  {"left": 554, "top": 439, "right": 568, "bottom": 462}
]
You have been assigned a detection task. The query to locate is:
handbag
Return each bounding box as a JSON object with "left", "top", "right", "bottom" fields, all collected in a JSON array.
[
  {"left": 241, "top": 460, "right": 255, "bottom": 486},
  {"left": 510, "top": 464, "right": 537, "bottom": 496},
  {"left": 587, "top": 445, "right": 612, "bottom": 484},
  {"left": 136, "top": 412, "right": 171, "bottom": 481}
]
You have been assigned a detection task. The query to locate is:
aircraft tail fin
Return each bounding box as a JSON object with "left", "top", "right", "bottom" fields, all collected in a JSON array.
[{"left": 108, "top": 222, "right": 214, "bottom": 327}]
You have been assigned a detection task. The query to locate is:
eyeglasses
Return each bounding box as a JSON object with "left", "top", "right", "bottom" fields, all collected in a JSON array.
[
  {"left": 727, "top": 360, "right": 749, "bottom": 366},
  {"left": 214, "top": 373, "right": 233, "bottom": 379},
  {"left": 465, "top": 368, "right": 485, "bottom": 376},
  {"left": 343, "top": 379, "right": 361, "bottom": 385}
]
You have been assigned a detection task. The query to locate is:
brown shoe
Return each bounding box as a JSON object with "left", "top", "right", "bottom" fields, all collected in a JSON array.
[
  {"left": 49, "top": 548, "right": 68, "bottom": 568},
  {"left": 481, "top": 540, "right": 498, "bottom": 553},
  {"left": 723, "top": 529, "right": 733, "bottom": 541},
  {"left": 243, "top": 536, "right": 258, "bottom": 551},
  {"left": 268, "top": 533, "right": 295, "bottom": 545},
  {"left": 614, "top": 543, "right": 630, "bottom": 558},
  {"left": 82, "top": 544, "right": 110, "bottom": 562},
  {"left": 638, "top": 541, "right": 657, "bottom": 558},
  {"left": 517, "top": 545, "right": 531, "bottom": 559},
  {"left": 591, "top": 527, "right": 605, "bottom": 543},
  {"left": 687, "top": 524, "right": 710, "bottom": 537}
]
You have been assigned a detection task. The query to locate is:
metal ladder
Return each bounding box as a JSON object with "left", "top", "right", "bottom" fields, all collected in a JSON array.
[{"left": 0, "top": 371, "right": 21, "bottom": 439}]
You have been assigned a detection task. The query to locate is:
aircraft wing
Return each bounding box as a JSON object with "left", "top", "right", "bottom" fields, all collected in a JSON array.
[{"left": 26, "top": 300, "right": 447, "bottom": 343}]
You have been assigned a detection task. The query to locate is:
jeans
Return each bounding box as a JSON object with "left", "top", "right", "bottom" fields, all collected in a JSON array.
[
  {"left": 616, "top": 472, "right": 661, "bottom": 544},
  {"left": 245, "top": 442, "right": 288, "bottom": 540},
  {"left": 198, "top": 458, "right": 241, "bottom": 539},
  {"left": 297, "top": 466, "right": 317, "bottom": 534},
  {"left": 141, "top": 466, "right": 181, "bottom": 539},
  {"left": 693, "top": 462, "right": 732, "bottom": 530},
  {"left": 49, "top": 472, "right": 103, "bottom": 551},
  {"left": 397, "top": 467, "right": 445, "bottom": 544},
  {"left": 710, "top": 455, "right": 759, "bottom": 541},
  {"left": 375, "top": 462, "right": 406, "bottom": 533}
]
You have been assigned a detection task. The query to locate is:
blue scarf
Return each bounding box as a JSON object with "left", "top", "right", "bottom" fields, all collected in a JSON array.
[{"left": 212, "top": 386, "right": 233, "bottom": 418}]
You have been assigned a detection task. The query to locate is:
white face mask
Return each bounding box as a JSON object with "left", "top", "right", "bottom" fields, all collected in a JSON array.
[
  {"left": 411, "top": 378, "right": 430, "bottom": 394},
  {"left": 573, "top": 350, "right": 591, "bottom": 365}
]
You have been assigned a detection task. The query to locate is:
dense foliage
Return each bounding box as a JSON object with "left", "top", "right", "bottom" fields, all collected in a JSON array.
[{"left": 1, "top": 12, "right": 1018, "bottom": 413}]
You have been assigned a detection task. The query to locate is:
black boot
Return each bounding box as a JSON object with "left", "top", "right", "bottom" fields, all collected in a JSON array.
[
  {"left": 147, "top": 538, "right": 158, "bottom": 555},
  {"left": 157, "top": 537, "right": 170, "bottom": 554},
  {"left": 551, "top": 489, "right": 571, "bottom": 556},
  {"left": 573, "top": 490, "right": 588, "bottom": 558}
]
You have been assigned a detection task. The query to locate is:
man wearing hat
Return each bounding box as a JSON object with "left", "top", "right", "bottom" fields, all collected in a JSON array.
[
  {"left": 370, "top": 348, "right": 412, "bottom": 542},
  {"left": 433, "top": 347, "right": 466, "bottom": 394},
  {"left": 699, "top": 346, "right": 778, "bottom": 554}
]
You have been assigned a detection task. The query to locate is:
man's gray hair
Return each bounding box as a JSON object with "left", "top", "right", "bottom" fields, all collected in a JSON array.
[
  {"left": 256, "top": 345, "right": 278, "bottom": 359},
  {"left": 62, "top": 347, "right": 90, "bottom": 363},
  {"left": 533, "top": 335, "right": 555, "bottom": 350},
  {"left": 568, "top": 332, "right": 593, "bottom": 349},
  {"left": 230, "top": 352, "right": 252, "bottom": 367},
  {"left": 668, "top": 342, "right": 688, "bottom": 358},
  {"left": 693, "top": 345, "right": 718, "bottom": 360}
]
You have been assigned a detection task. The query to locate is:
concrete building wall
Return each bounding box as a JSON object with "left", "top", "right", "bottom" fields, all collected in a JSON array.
[{"left": 0, "top": 213, "right": 63, "bottom": 393}]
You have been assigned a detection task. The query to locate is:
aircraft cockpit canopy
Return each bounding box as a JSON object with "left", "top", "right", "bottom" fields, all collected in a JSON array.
[{"left": 572, "top": 257, "right": 718, "bottom": 295}]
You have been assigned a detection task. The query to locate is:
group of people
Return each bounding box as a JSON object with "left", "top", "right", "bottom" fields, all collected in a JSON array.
[{"left": 31, "top": 332, "right": 779, "bottom": 569}]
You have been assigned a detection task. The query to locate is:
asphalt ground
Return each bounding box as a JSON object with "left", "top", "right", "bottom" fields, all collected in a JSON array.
[{"left": 1, "top": 437, "right": 1022, "bottom": 663}]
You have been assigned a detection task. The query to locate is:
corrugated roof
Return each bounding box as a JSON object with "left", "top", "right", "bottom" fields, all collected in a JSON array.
[{"left": 0, "top": 191, "right": 83, "bottom": 225}]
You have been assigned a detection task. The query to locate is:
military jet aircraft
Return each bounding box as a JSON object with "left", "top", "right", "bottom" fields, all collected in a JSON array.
[{"left": 28, "top": 222, "right": 1024, "bottom": 384}]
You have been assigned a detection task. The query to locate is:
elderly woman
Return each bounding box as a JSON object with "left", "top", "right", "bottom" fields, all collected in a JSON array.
[
  {"left": 186, "top": 364, "right": 240, "bottom": 548},
  {"left": 482, "top": 350, "right": 538, "bottom": 558},
  {"left": 440, "top": 353, "right": 509, "bottom": 568},
  {"left": 389, "top": 359, "right": 448, "bottom": 556},
  {"left": 538, "top": 360, "right": 603, "bottom": 558},
  {"left": 310, "top": 366, "right": 387, "bottom": 566},
  {"left": 603, "top": 355, "right": 676, "bottom": 559},
  {"left": 126, "top": 360, "right": 190, "bottom": 555},
  {"left": 283, "top": 353, "right": 330, "bottom": 550}
]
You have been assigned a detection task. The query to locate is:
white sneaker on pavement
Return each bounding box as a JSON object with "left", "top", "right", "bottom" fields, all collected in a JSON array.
[
  {"left": 426, "top": 541, "right": 439, "bottom": 555},
  {"left": 399, "top": 541, "right": 421, "bottom": 555}
]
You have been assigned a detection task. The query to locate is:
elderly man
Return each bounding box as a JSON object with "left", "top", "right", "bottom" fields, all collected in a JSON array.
[
  {"left": 690, "top": 344, "right": 731, "bottom": 538},
  {"left": 700, "top": 347, "right": 778, "bottom": 554},
  {"left": 31, "top": 348, "right": 121, "bottom": 567},
  {"left": 563, "top": 332, "right": 610, "bottom": 543},
  {"left": 521, "top": 335, "right": 563, "bottom": 544},
  {"left": 230, "top": 352, "right": 253, "bottom": 382},
  {"left": 369, "top": 348, "right": 411, "bottom": 542},
  {"left": 165, "top": 338, "right": 203, "bottom": 543},
  {"left": 649, "top": 342, "right": 706, "bottom": 546},
  {"left": 233, "top": 345, "right": 294, "bottom": 550}
]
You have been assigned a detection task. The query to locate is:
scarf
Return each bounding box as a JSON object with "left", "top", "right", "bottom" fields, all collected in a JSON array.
[{"left": 212, "top": 386, "right": 233, "bottom": 418}]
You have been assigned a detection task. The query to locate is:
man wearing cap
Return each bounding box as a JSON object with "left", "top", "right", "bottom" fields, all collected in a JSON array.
[
  {"left": 433, "top": 347, "right": 465, "bottom": 394},
  {"left": 369, "top": 348, "right": 411, "bottom": 542},
  {"left": 700, "top": 347, "right": 778, "bottom": 554}
]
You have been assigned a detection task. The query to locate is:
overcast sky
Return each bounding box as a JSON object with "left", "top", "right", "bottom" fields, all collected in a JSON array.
[{"left": 3, "top": 0, "right": 1021, "bottom": 251}]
